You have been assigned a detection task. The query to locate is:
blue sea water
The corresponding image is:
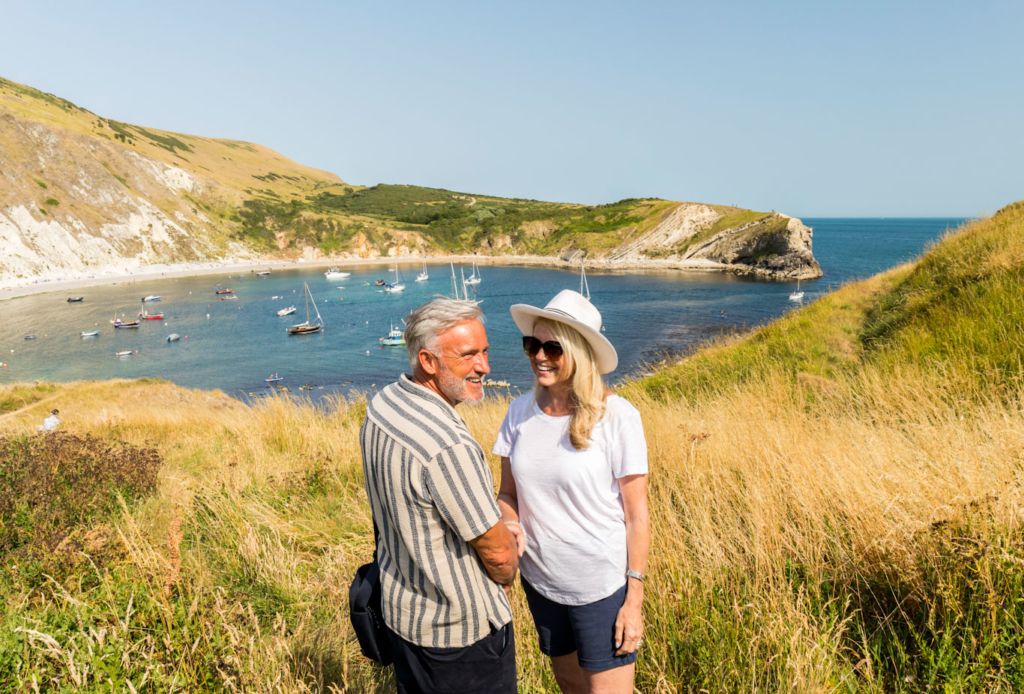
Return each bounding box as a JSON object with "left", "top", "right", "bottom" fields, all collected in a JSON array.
[{"left": 0, "top": 218, "right": 965, "bottom": 400}]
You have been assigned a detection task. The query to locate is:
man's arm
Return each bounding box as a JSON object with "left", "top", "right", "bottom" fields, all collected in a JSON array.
[{"left": 469, "top": 519, "right": 519, "bottom": 586}]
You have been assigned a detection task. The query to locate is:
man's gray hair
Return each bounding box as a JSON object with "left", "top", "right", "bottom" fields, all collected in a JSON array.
[{"left": 404, "top": 298, "right": 484, "bottom": 371}]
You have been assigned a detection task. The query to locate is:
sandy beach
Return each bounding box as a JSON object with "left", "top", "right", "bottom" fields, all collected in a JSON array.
[{"left": 0, "top": 254, "right": 731, "bottom": 302}]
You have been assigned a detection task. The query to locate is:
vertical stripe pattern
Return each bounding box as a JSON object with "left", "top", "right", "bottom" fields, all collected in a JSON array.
[{"left": 361, "top": 374, "right": 512, "bottom": 648}]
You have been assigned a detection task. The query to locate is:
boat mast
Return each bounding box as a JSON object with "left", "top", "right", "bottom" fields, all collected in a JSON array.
[{"left": 580, "top": 256, "right": 590, "bottom": 300}]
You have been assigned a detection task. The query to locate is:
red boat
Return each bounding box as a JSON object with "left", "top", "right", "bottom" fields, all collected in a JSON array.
[
  {"left": 143, "top": 314, "right": 164, "bottom": 320},
  {"left": 215, "top": 289, "right": 233, "bottom": 295}
]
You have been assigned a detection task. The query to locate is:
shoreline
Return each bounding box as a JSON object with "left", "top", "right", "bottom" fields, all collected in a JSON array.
[{"left": 0, "top": 254, "right": 736, "bottom": 302}]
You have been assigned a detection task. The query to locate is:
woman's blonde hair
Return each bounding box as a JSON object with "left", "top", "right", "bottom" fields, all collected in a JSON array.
[{"left": 532, "top": 318, "right": 607, "bottom": 450}]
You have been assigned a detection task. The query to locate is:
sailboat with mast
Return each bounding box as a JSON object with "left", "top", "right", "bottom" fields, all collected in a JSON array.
[
  {"left": 464, "top": 257, "right": 481, "bottom": 285},
  {"left": 416, "top": 244, "right": 429, "bottom": 282},
  {"left": 385, "top": 260, "right": 406, "bottom": 293},
  {"left": 286, "top": 282, "right": 324, "bottom": 335},
  {"left": 450, "top": 263, "right": 481, "bottom": 305},
  {"left": 579, "top": 256, "right": 590, "bottom": 299},
  {"left": 788, "top": 278, "right": 804, "bottom": 302}
]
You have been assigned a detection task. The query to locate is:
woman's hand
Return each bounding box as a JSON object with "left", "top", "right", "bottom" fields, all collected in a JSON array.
[
  {"left": 505, "top": 520, "right": 526, "bottom": 557},
  {"left": 613, "top": 587, "right": 644, "bottom": 656}
]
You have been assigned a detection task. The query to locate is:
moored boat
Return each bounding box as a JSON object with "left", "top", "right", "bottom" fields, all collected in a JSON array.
[
  {"left": 287, "top": 283, "right": 324, "bottom": 335},
  {"left": 277, "top": 306, "right": 297, "bottom": 316},
  {"left": 380, "top": 321, "right": 406, "bottom": 346},
  {"left": 216, "top": 289, "right": 234, "bottom": 295},
  {"left": 141, "top": 295, "right": 162, "bottom": 302},
  {"left": 115, "top": 350, "right": 133, "bottom": 357},
  {"left": 67, "top": 297, "right": 84, "bottom": 303},
  {"left": 80, "top": 330, "right": 99, "bottom": 337},
  {"left": 114, "top": 320, "right": 140, "bottom": 329},
  {"left": 167, "top": 334, "right": 180, "bottom": 342},
  {"left": 325, "top": 268, "right": 350, "bottom": 280}
]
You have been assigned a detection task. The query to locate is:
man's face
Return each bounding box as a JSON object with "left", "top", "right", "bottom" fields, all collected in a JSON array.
[{"left": 432, "top": 320, "right": 490, "bottom": 405}]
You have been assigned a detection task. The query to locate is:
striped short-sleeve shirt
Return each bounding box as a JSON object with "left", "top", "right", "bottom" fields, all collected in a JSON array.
[{"left": 360, "top": 374, "right": 512, "bottom": 648}]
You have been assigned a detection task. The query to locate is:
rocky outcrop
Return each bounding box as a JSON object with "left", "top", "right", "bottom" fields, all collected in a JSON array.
[
  {"left": 685, "top": 213, "right": 821, "bottom": 279},
  {"left": 601, "top": 203, "right": 821, "bottom": 279}
]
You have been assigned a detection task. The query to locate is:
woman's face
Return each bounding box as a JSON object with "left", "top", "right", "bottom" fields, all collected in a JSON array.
[{"left": 529, "top": 323, "right": 570, "bottom": 388}]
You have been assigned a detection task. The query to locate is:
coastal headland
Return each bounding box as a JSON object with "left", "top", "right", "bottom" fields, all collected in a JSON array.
[
  {"left": 2, "top": 201, "right": 1022, "bottom": 690},
  {"left": 0, "top": 75, "right": 822, "bottom": 291}
]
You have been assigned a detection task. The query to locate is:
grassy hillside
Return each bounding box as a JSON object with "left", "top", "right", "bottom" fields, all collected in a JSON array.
[
  {"left": 3, "top": 75, "right": 810, "bottom": 271},
  {"left": 1, "top": 202, "right": 1022, "bottom": 691},
  {"left": 0, "top": 75, "right": 349, "bottom": 204}
]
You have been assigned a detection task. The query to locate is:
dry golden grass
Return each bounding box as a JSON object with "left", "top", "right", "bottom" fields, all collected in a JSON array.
[{"left": 3, "top": 363, "right": 1023, "bottom": 692}]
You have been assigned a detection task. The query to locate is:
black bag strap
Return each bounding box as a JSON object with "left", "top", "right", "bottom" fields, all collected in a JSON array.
[{"left": 354, "top": 518, "right": 383, "bottom": 607}]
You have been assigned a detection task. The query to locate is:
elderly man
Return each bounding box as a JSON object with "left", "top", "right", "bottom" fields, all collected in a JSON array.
[{"left": 360, "top": 298, "right": 519, "bottom": 694}]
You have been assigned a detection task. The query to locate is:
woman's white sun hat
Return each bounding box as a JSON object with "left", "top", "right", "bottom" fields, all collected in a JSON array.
[{"left": 510, "top": 289, "right": 618, "bottom": 374}]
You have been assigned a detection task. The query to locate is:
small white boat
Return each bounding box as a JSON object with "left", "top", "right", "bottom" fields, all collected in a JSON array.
[
  {"left": 277, "top": 306, "right": 297, "bottom": 316},
  {"left": 385, "top": 261, "right": 406, "bottom": 293},
  {"left": 265, "top": 373, "right": 283, "bottom": 383},
  {"left": 257, "top": 271, "right": 271, "bottom": 276},
  {"left": 271, "top": 295, "right": 281, "bottom": 300},
  {"left": 167, "top": 334, "right": 180, "bottom": 342},
  {"left": 325, "top": 268, "right": 351, "bottom": 280},
  {"left": 789, "top": 279, "right": 805, "bottom": 302},
  {"left": 142, "top": 295, "right": 162, "bottom": 302},
  {"left": 80, "top": 330, "right": 99, "bottom": 337},
  {"left": 380, "top": 321, "right": 406, "bottom": 346},
  {"left": 115, "top": 350, "right": 132, "bottom": 357},
  {"left": 416, "top": 244, "right": 429, "bottom": 282},
  {"left": 464, "top": 258, "right": 481, "bottom": 285}
]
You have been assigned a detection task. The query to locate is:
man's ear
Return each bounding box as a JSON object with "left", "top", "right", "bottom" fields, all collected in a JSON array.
[{"left": 418, "top": 350, "right": 439, "bottom": 376}]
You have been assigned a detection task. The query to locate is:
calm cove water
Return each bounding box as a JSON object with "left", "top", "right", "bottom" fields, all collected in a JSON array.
[{"left": 0, "top": 218, "right": 965, "bottom": 400}]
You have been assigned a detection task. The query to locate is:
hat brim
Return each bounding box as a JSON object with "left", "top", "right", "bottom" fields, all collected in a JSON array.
[{"left": 509, "top": 304, "right": 618, "bottom": 374}]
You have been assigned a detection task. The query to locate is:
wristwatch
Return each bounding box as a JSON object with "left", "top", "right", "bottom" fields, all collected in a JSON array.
[{"left": 626, "top": 569, "right": 646, "bottom": 583}]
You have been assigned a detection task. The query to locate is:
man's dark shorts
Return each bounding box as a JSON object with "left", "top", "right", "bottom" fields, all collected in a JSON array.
[
  {"left": 522, "top": 579, "right": 638, "bottom": 672},
  {"left": 388, "top": 623, "right": 516, "bottom": 694}
]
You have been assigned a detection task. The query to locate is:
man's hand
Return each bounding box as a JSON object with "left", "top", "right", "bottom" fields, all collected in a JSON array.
[{"left": 469, "top": 519, "right": 519, "bottom": 586}]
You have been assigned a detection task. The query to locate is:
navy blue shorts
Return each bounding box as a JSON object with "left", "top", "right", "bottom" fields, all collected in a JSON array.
[{"left": 521, "top": 579, "right": 638, "bottom": 672}]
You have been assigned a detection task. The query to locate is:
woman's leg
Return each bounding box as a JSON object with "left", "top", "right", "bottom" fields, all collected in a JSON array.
[
  {"left": 550, "top": 654, "right": 635, "bottom": 694},
  {"left": 550, "top": 652, "right": 588, "bottom": 694},
  {"left": 579, "top": 661, "right": 635, "bottom": 694}
]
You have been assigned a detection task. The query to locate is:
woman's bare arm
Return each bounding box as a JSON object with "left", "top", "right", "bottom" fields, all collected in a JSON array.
[{"left": 615, "top": 473, "right": 650, "bottom": 655}]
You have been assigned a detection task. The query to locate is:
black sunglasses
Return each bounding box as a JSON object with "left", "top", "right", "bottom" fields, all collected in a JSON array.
[{"left": 522, "top": 336, "right": 563, "bottom": 360}]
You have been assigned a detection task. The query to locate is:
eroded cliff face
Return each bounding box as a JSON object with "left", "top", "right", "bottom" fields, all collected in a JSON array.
[
  {"left": 0, "top": 108, "right": 245, "bottom": 279},
  {"left": 602, "top": 203, "right": 822, "bottom": 279}
]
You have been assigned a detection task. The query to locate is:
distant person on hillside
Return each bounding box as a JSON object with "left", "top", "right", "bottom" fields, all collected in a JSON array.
[
  {"left": 495, "top": 290, "right": 650, "bottom": 694},
  {"left": 40, "top": 409, "right": 60, "bottom": 432},
  {"left": 359, "top": 297, "right": 519, "bottom": 693}
]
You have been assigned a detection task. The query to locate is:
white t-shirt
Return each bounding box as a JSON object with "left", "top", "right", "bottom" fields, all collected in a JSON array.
[{"left": 492, "top": 393, "right": 648, "bottom": 605}]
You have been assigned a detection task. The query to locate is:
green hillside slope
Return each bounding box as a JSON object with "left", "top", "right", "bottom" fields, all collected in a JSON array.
[
  {"left": 634, "top": 201, "right": 1023, "bottom": 402},
  {"left": 0, "top": 75, "right": 820, "bottom": 280}
]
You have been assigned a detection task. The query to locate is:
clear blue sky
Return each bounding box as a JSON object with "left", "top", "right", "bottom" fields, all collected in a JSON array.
[{"left": 2, "top": 0, "right": 1021, "bottom": 216}]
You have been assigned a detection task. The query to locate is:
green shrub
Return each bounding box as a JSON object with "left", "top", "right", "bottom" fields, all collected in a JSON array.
[{"left": 0, "top": 433, "right": 162, "bottom": 586}]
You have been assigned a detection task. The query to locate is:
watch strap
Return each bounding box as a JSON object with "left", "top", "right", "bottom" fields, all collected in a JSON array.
[{"left": 626, "top": 569, "right": 646, "bottom": 583}]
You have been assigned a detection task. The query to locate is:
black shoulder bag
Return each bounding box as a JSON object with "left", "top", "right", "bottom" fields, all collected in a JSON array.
[{"left": 348, "top": 521, "right": 393, "bottom": 665}]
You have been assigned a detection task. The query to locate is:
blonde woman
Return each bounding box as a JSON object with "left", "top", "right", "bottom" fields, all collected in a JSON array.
[{"left": 494, "top": 290, "right": 650, "bottom": 694}]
